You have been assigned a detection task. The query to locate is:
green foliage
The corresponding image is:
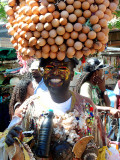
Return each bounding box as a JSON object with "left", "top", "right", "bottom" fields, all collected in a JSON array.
[
  {"left": 0, "top": 2, "right": 7, "bottom": 22},
  {"left": 114, "top": 10, "right": 120, "bottom": 17},
  {"left": 108, "top": 0, "right": 120, "bottom": 30},
  {"left": 108, "top": 19, "right": 120, "bottom": 30},
  {"left": 108, "top": 9, "right": 120, "bottom": 30}
]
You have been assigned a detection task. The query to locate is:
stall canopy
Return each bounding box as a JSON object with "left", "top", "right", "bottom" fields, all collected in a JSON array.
[{"left": 0, "top": 48, "right": 17, "bottom": 60}]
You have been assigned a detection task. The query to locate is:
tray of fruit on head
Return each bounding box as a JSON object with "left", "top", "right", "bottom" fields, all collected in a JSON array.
[{"left": 5, "top": 0, "right": 118, "bottom": 61}]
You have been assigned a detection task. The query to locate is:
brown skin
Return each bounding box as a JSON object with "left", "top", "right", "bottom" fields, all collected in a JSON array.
[
  {"left": 14, "top": 59, "right": 75, "bottom": 116},
  {"left": 88, "top": 69, "right": 120, "bottom": 118},
  {"left": 90, "top": 69, "right": 110, "bottom": 107},
  {"left": 10, "top": 59, "right": 120, "bottom": 160},
  {"left": 14, "top": 59, "right": 99, "bottom": 160},
  {"left": 114, "top": 79, "right": 120, "bottom": 109},
  {"left": 43, "top": 59, "right": 74, "bottom": 103},
  {"left": 25, "top": 82, "right": 34, "bottom": 99},
  {"left": 15, "top": 64, "right": 120, "bottom": 118},
  {"left": 31, "top": 69, "right": 43, "bottom": 83}
]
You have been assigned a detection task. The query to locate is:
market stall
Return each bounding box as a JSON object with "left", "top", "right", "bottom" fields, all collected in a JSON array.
[{"left": 0, "top": 48, "right": 22, "bottom": 131}]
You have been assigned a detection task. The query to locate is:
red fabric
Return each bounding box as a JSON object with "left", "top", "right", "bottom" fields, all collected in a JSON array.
[
  {"left": 118, "top": 80, "right": 120, "bottom": 89},
  {"left": 117, "top": 80, "right": 120, "bottom": 109}
]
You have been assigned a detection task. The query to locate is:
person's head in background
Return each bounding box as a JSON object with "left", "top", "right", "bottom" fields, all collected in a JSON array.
[
  {"left": 29, "top": 60, "right": 43, "bottom": 84},
  {"left": 81, "top": 57, "right": 108, "bottom": 85},
  {"left": 40, "top": 57, "right": 78, "bottom": 95},
  {"left": 9, "top": 78, "right": 34, "bottom": 118},
  {"left": 76, "top": 57, "right": 108, "bottom": 94}
]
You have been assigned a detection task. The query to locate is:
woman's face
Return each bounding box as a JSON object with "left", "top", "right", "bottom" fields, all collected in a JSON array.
[
  {"left": 96, "top": 69, "right": 104, "bottom": 78},
  {"left": 43, "top": 59, "right": 74, "bottom": 93},
  {"left": 27, "top": 82, "right": 34, "bottom": 96},
  {"left": 92, "top": 69, "right": 104, "bottom": 85}
]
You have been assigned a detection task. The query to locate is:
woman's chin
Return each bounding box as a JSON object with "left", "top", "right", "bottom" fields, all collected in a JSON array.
[{"left": 48, "top": 81, "right": 63, "bottom": 88}]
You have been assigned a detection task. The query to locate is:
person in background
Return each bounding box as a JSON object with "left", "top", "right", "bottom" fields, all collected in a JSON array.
[
  {"left": 78, "top": 58, "right": 120, "bottom": 118},
  {"left": 29, "top": 60, "right": 48, "bottom": 94},
  {"left": 114, "top": 79, "right": 120, "bottom": 109},
  {"left": 78, "top": 57, "right": 110, "bottom": 107},
  {"left": 4, "top": 57, "right": 120, "bottom": 160},
  {"left": 9, "top": 78, "right": 34, "bottom": 119},
  {"left": 78, "top": 58, "right": 120, "bottom": 142},
  {"left": 113, "top": 79, "right": 120, "bottom": 143}
]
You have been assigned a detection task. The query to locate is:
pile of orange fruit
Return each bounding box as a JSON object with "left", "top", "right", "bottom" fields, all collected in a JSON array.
[{"left": 5, "top": 0, "right": 118, "bottom": 61}]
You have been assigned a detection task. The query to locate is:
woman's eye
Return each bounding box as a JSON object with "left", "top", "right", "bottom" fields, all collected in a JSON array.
[
  {"left": 59, "top": 67, "right": 67, "bottom": 70},
  {"left": 45, "top": 65, "right": 54, "bottom": 69}
]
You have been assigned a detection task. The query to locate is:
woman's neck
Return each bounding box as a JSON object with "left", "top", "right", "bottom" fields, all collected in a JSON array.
[
  {"left": 35, "top": 77, "right": 42, "bottom": 83},
  {"left": 50, "top": 90, "right": 72, "bottom": 103},
  {"left": 90, "top": 77, "right": 95, "bottom": 85},
  {"left": 25, "top": 94, "right": 31, "bottom": 100}
]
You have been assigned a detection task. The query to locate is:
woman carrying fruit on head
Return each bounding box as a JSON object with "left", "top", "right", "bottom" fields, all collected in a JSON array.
[
  {"left": 1, "top": 0, "right": 119, "bottom": 159},
  {"left": 0, "top": 57, "right": 118, "bottom": 160}
]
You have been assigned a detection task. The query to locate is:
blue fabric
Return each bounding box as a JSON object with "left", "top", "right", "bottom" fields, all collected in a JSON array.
[
  {"left": 106, "top": 90, "right": 120, "bottom": 141},
  {"left": 105, "top": 71, "right": 109, "bottom": 74},
  {"left": 117, "top": 118, "right": 120, "bottom": 142},
  {"left": 106, "top": 89, "right": 116, "bottom": 108},
  {"left": 34, "top": 78, "right": 48, "bottom": 94},
  {"left": 5, "top": 67, "right": 22, "bottom": 73}
]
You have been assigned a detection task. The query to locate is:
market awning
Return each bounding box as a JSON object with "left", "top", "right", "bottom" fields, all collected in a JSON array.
[{"left": 0, "top": 48, "right": 17, "bottom": 60}]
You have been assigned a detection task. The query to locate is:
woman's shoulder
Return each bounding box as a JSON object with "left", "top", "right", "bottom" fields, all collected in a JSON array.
[
  {"left": 74, "top": 92, "right": 96, "bottom": 108},
  {"left": 81, "top": 81, "right": 92, "bottom": 88},
  {"left": 72, "top": 92, "right": 98, "bottom": 116}
]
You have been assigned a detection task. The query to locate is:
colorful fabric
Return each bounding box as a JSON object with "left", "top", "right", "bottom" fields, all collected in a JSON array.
[
  {"left": 0, "top": 92, "right": 119, "bottom": 159},
  {"left": 80, "top": 81, "right": 105, "bottom": 106},
  {"left": 4, "top": 67, "right": 22, "bottom": 75},
  {"left": 114, "top": 80, "right": 120, "bottom": 109},
  {"left": 97, "top": 146, "right": 112, "bottom": 160},
  {"left": 106, "top": 89, "right": 116, "bottom": 108},
  {"left": 20, "top": 91, "right": 107, "bottom": 159},
  {"left": 106, "top": 146, "right": 120, "bottom": 160}
]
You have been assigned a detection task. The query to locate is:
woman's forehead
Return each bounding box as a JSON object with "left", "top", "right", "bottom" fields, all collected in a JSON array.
[
  {"left": 49, "top": 61, "right": 66, "bottom": 66},
  {"left": 95, "top": 69, "right": 103, "bottom": 74},
  {"left": 99, "top": 68, "right": 104, "bottom": 72},
  {"left": 46, "top": 60, "right": 71, "bottom": 67}
]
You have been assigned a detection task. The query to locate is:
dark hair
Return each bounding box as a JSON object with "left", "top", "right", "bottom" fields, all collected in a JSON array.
[
  {"left": 84, "top": 57, "right": 108, "bottom": 73},
  {"left": 9, "top": 78, "right": 32, "bottom": 118},
  {"left": 40, "top": 57, "right": 79, "bottom": 69},
  {"left": 75, "top": 72, "right": 94, "bottom": 94},
  {"left": 75, "top": 57, "right": 108, "bottom": 93}
]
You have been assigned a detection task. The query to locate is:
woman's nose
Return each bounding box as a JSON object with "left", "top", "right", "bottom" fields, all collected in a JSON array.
[{"left": 53, "top": 69, "right": 59, "bottom": 75}]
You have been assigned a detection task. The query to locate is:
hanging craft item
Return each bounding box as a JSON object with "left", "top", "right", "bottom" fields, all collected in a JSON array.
[
  {"left": 72, "top": 136, "right": 94, "bottom": 158},
  {"left": 105, "top": 69, "right": 116, "bottom": 80},
  {"left": 106, "top": 57, "right": 109, "bottom": 65},
  {"left": 78, "top": 61, "right": 85, "bottom": 73},
  {"left": 5, "top": 0, "right": 118, "bottom": 61},
  {"left": 114, "top": 57, "right": 116, "bottom": 68},
  {"left": 116, "top": 56, "right": 120, "bottom": 69}
]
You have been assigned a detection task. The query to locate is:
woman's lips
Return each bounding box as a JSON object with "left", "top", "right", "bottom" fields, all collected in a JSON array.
[
  {"left": 50, "top": 79, "right": 62, "bottom": 83},
  {"left": 49, "top": 78, "right": 63, "bottom": 87}
]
